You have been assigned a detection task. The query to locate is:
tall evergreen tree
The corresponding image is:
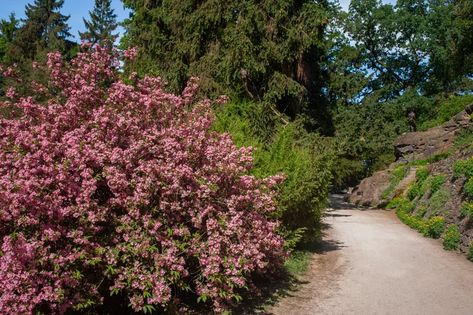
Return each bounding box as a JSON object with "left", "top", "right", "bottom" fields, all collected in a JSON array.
[
  {"left": 10, "top": 0, "right": 71, "bottom": 61},
  {"left": 122, "top": 0, "right": 332, "bottom": 132},
  {"left": 0, "top": 14, "right": 19, "bottom": 63},
  {"left": 80, "top": 0, "right": 118, "bottom": 45}
]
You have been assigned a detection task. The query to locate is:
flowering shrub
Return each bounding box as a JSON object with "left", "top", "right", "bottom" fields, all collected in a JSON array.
[{"left": 0, "top": 46, "right": 286, "bottom": 314}]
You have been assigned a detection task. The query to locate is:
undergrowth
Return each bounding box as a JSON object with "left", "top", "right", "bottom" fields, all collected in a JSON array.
[
  {"left": 382, "top": 165, "right": 408, "bottom": 199},
  {"left": 443, "top": 224, "right": 461, "bottom": 250},
  {"left": 214, "top": 101, "right": 333, "bottom": 248},
  {"left": 284, "top": 251, "right": 313, "bottom": 276}
]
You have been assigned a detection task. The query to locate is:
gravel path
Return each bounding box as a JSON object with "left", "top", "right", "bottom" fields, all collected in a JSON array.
[{"left": 267, "top": 195, "right": 473, "bottom": 315}]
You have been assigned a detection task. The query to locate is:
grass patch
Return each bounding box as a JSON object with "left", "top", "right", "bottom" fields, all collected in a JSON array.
[
  {"left": 382, "top": 165, "right": 408, "bottom": 199},
  {"left": 430, "top": 175, "right": 446, "bottom": 194},
  {"left": 284, "top": 251, "right": 313, "bottom": 276},
  {"left": 443, "top": 224, "right": 461, "bottom": 250},
  {"left": 426, "top": 188, "right": 450, "bottom": 216},
  {"left": 454, "top": 129, "right": 473, "bottom": 150},
  {"left": 453, "top": 158, "right": 473, "bottom": 179}
]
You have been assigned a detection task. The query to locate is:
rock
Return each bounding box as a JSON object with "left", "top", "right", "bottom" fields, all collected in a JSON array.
[
  {"left": 348, "top": 169, "right": 391, "bottom": 207},
  {"left": 348, "top": 104, "right": 473, "bottom": 209},
  {"left": 394, "top": 106, "right": 472, "bottom": 162}
]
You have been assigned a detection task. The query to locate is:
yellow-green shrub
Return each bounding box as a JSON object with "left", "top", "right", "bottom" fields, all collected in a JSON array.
[
  {"left": 424, "top": 216, "right": 446, "bottom": 239},
  {"left": 443, "top": 224, "right": 461, "bottom": 250},
  {"left": 214, "top": 102, "right": 333, "bottom": 248}
]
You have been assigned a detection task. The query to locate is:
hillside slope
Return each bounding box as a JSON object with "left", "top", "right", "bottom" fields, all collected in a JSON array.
[{"left": 348, "top": 103, "right": 473, "bottom": 256}]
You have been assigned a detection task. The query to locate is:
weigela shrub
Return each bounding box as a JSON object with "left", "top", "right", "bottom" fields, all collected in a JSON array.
[{"left": 0, "top": 46, "right": 286, "bottom": 314}]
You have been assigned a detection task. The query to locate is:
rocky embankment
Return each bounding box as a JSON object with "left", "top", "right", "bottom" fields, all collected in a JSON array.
[{"left": 348, "top": 103, "right": 473, "bottom": 253}]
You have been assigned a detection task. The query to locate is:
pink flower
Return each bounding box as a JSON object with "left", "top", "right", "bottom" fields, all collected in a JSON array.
[
  {"left": 0, "top": 46, "right": 285, "bottom": 314},
  {"left": 5, "top": 87, "right": 16, "bottom": 99},
  {"left": 124, "top": 47, "right": 139, "bottom": 60}
]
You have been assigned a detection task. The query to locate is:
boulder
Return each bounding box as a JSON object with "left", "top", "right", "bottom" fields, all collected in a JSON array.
[
  {"left": 348, "top": 169, "right": 391, "bottom": 207},
  {"left": 394, "top": 107, "right": 472, "bottom": 162}
]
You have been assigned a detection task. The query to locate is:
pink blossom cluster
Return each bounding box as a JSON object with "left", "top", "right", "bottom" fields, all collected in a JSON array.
[{"left": 0, "top": 46, "right": 286, "bottom": 314}]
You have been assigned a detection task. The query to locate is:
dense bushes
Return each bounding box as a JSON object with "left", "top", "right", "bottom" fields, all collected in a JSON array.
[
  {"left": 332, "top": 100, "right": 409, "bottom": 186},
  {"left": 214, "top": 102, "right": 333, "bottom": 248},
  {"left": 424, "top": 217, "right": 446, "bottom": 239},
  {"left": 331, "top": 94, "right": 473, "bottom": 190},
  {"left": 0, "top": 47, "right": 287, "bottom": 314},
  {"left": 390, "top": 197, "right": 447, "bottom": 240}
]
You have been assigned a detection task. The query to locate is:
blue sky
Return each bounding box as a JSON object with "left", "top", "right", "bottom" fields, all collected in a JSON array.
[
  {"left": 0, "top": 0, "right": 131, "bottom": 40},
  {"left": 339, "top": 0, "right": 396, "bottom": 10},
  {"left": 0, "top": 0, "right": 397, "bottom": 40}
]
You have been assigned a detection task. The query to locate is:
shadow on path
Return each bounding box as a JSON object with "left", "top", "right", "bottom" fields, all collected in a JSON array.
[{"left": 236, "top": 204, "right": 347, "bottom": 314}]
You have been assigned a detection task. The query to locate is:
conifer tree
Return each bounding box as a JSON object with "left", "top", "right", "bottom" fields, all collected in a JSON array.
[
  {"left": 0, "top": 14, "right": 19, "bottom": 63},
  {"left": 80, "top": 0, "right": 118, "bottom": 45},
  {"left": 10, "top": 0, "right": 71, "bottom": 61},
  {"left": 122, "top": 0, "right": 332, "bottom": 132}
]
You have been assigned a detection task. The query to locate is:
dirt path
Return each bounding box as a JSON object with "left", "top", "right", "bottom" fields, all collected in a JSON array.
[{"left": 267, "top": 195, "right": 473, "bottom": 315}]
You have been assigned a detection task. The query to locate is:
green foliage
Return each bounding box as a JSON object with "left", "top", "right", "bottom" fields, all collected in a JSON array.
[
  {"left": 407, "top": 167, "right": 430, "bottom": 200},
  {"left": 386, "top": 197, "right": 406, "bottom": 210},
  {"left": 214, "top": 101, "right": 333, "bottom": 248},
  {"left": 396, "top": 206, "right": 426, "bottom": 234},
  {"left": 0, "top": 13, "right": 19, "bottom": 63},
  {"left": 430, "top": 175, "right": 446, "bottom": 194},
  {"left": 330, "top": 157, "right": 365, "bottom": 191},
  {"left": 464, "top": 178, "right": 473, "bottom": 199},
  {"left": 79, "top": 0, "right": 118, "bottom": 45},
  {"left": 331, "top": 0, "right": 473, "bottom": 102},
  {"left": 9, "top": 0, "right": 72, "bottom": 61},
  {"left": 418, "top": 95, "right": 473, "bottom": 131},
  {"left": 284, "top": 250, "right": 313, "bottom": 276},
  {"left": 455, "top": 129, "right": 473, "bottom": 150},
  {"left": 426, "top": 188, "right": 450, "bottom": 216},
  {"left": 392, "top": 198, "right": 445, "bottom": 240},
  {"left": 122, "top": 0, "right": 331, "bottom": 130},
  {"left": 452, "top": 158, "right": 473, "bottom": 200},
  {"left": 424, "top": 216, "right": 446, "bottom": 239},
  {"left": 416, "top": 167, "right": 430, "bottom": 182},
  {"left": 333, "top": 99, "right": 409, "bottom": 187},
  {"left": 460, "top": 202, "right": 473, "bottom": 219},
  {"left": 407, "top": 184, "right": 421, "bottom": 201},
  {"left": 415, "top": 205, "right": 428, "bottom": 219},
  {"left": 382, "top": 165, "right": 408, "bottom": 199},
  {"left": 443, "top": 224, "right": 461, "bottom": 251},
  {"left": 454, "top": 158, "right": 473, "bottom": 179},
  {"left": 255, "top": 123, "right": 333, "bottom": 246}
]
